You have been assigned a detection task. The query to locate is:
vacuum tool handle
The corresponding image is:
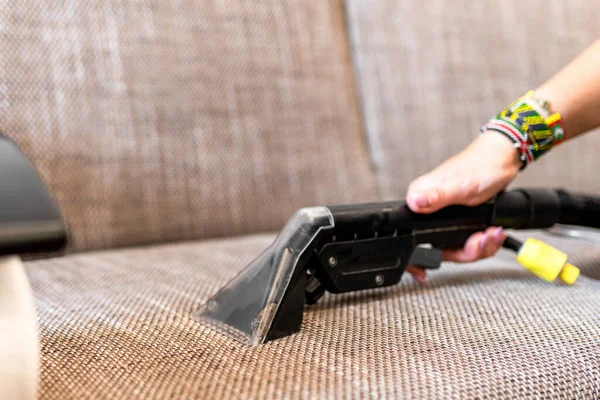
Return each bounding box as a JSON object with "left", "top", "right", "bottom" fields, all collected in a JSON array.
[
  {"left": 328, "top": 188, "right": 600, "bottom": 238},
  {"left": 327, "top": 201, "right": 493, "bottom": 237}
]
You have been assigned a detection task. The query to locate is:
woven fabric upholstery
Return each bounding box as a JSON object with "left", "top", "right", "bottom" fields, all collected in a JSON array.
[
  {"left": 0, "top": 0, "right": 377, "bottom": 252},
  {"left": 346, "top": 0, "right": 600, "bottom": 199},
  {"left": 28, "top": 232, "right": 600, "bottom": 399}
]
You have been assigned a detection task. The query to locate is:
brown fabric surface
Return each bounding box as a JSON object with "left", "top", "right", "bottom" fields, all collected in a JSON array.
[
  {"left": 346, "top": 0, "right": 600, "bottom": 199},
  {"left": 0, "top": 0, "right": 377, "bottom": 252},
  {"left": 27, "top": 233, "right": 600, "bottom": 399}
]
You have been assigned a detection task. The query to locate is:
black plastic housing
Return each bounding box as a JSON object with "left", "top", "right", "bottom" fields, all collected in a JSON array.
[{"left": 0, "top": 134, "right": 68, "bottom": 255}]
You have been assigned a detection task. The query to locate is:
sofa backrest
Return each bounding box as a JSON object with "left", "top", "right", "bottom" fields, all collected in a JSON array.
[
  {"left": 0, "top": 0, "right": 378, "bottom": 251},
  {"left": 4, "top": 1, "right": 598, "bottom": 252},
  {"left": 347, "top": 0, "right": 600, "bottom": 200}
]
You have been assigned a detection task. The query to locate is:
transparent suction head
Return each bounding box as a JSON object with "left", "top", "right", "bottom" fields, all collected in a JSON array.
[{"left": 195, "top": 207, "right": 334, "bottom": 346}]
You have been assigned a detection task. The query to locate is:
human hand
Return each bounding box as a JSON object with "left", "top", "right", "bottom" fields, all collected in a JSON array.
[{"left": 405, "top": 131, "right": 522, "bottom": 283}]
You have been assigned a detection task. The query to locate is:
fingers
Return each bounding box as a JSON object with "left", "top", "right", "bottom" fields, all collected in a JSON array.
[
  {"left": 406, "top": 227, "right": 504, "bottom": 284},
  {"left": 406, "top": 265, "right": 427, "bottom": 284},
  {"left": 442, "top": 227, "right": 505, "bottom": 263}
]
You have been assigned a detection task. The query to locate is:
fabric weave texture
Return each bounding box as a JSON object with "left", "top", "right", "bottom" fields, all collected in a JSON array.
[
  {"left": 28, "top": 232, "right": 600, "bottom": 399},
  {"left": 0, "top": 0, "right": 377, "bottom": 252}
]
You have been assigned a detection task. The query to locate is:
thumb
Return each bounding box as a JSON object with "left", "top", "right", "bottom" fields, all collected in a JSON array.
[{"left": 406, "top": 176, "right": 479, "bottom": 214}]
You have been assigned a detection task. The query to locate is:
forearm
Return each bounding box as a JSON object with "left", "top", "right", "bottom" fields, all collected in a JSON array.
[{"left": 535, "top": 39, "right": 600, "bottom": 139}]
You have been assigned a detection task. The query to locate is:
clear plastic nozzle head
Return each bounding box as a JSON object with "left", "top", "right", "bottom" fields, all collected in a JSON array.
[{"left": 195, "top": 207, "right": 334, "bottom": 346}]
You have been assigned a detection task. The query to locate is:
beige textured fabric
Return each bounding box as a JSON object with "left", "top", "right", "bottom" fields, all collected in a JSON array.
[
  {"left": 0, "top": 0, "right": 377, "bottom": 252},
  {"left": 28, "top": 233, "right": 600, "bottom": 399},
  {"left": 346, "top": 0, "right": 600, "bottom": 199}
]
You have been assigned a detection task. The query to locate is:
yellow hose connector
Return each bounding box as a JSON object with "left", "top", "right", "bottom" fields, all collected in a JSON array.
[
  {"left": 516, "top": 238, "right": 580, "bottom": 285},
  {"left": 559, "top": 263, "right": 580, "bottom": 285}
]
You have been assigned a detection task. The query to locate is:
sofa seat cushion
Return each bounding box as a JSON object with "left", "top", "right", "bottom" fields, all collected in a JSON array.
[{"left": 27, "top": 232, "right": 600, "bottom": 399}]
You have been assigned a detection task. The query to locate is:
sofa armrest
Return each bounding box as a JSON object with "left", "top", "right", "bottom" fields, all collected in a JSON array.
[{"left": 0, "top": 256, "right": 39, "bottom": 400}]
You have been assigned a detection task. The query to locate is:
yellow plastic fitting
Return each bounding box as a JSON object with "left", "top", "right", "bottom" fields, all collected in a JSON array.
[
  {"left": 559, "top": 263, "right": 580, "bottom": 285},
  {"left": 516, "top": 238, "right": 580, "bottom": 285}
]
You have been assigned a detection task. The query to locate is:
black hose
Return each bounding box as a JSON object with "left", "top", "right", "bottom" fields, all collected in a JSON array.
[
  {"left": 502, "top": 236, "right": 523, "bottom": 253},
  {"left": 557, "top": 190, "right": 600, "bottom": 229},
  {"left": 493, "top": 189, "right": 600, "bottom": 231}
]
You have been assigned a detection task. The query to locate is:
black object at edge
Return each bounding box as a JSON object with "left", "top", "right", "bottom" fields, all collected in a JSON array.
[{"left": 0, "top": 133, "right": 68, "bottom": 256}]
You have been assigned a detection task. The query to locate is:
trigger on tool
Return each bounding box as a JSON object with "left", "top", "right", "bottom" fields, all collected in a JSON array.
[{"left": 408, "top": 247, "right": 443, "bottom": 270}]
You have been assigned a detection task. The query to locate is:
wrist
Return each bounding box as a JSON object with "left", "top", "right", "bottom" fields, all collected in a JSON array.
[{"left": 473, "top": 131, "right": 522, "bottom": 174}]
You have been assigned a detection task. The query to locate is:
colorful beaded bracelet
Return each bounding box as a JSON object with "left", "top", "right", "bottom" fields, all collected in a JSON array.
[{"left": 480, "top": 91, "right": 566, "bottom": 169}]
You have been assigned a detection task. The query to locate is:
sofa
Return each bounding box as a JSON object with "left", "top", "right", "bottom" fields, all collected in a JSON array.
[{"left": 2, "top": 0, "right": 599, "bottom": 398}]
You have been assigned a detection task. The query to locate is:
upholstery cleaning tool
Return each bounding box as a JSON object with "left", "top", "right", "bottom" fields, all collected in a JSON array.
[{"left": 196, "top": 189, "right": 600, "bottom": 346}]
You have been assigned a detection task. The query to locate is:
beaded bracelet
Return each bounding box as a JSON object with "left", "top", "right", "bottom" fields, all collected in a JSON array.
[{"left": 480, "top": 91, "right": 566, "bottom": 169}]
